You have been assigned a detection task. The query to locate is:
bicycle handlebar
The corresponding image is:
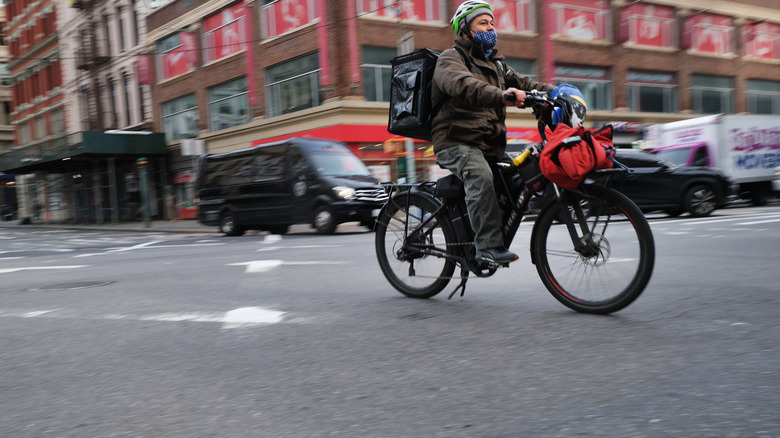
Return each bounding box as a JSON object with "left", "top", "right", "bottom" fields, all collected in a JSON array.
[{"left": 503, "top": 90, "right": 550, "bottom": 108}]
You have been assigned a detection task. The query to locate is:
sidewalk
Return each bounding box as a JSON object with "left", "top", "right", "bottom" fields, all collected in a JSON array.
[
  {"left": 0, "top": 217, "right": 367, "bottom": 234},
  {"left": 0, "top": 217, "right": 216, "bottom": 234}
]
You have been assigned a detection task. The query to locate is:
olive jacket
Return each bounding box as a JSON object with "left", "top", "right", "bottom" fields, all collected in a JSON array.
[{"left": 431, "top": 37, "right": 554, "bottom": 158}]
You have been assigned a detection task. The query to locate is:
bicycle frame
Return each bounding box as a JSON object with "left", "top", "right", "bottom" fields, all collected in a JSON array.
[{"left": 383, "top": 159, "right": 629, "bottom": 277}]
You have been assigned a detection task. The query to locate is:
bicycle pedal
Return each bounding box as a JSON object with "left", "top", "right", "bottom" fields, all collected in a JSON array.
[{"left": 474, "top": 256, "right": 510, "bottom": 269}]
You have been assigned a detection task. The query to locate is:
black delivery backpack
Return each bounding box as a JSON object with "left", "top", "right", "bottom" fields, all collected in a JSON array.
[{"left": 387, "top": 48, "right": 440, "bottom": 142}]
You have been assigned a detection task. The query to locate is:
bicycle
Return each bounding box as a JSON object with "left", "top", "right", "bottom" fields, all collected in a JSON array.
[{"left": 374, "top": 92, "right": 655, "bottom": 314}]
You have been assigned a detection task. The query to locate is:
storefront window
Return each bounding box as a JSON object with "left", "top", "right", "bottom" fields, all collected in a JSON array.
[
  {"left": 554, "top": 64, "right": 612, "bottom": 110},
  {"left": 691, "top": 74, "right": 734, "bottom": 114},
  {"left": 626, "top": 70, "right": 677, "bottom": 113},
  {"left": 747, "top": 79, "right": 780, "bottom": 114}
]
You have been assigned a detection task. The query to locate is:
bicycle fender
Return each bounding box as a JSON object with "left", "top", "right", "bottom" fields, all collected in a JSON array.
[{"left": 376, "top": 187, "right": 442, "bottom": 221}]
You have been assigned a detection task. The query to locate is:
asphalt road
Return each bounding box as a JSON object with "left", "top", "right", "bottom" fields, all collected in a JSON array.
[{"left": 1, "top": 206, "right": 779, "bottom": 437}]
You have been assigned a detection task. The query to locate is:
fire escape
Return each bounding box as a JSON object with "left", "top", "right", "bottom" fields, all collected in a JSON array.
[{"left": 71, "top": 0, "right": 111, "bottom": 131}]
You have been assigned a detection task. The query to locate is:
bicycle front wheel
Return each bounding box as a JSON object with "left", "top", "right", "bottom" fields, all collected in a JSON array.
[
  {"left": 375, "top": 191, "right": 456, "bottom": 298},
  {"left": 532, "top": 184, "right": 655, "bottom": 314}
]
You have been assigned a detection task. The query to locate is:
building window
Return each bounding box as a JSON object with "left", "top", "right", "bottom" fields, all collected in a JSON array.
[
  {"left": 36, "top": 115, "right": 46, "bottom": 139},
  {"left": 747, "top": 79, "right": 780, "bottom": 114},
  {"left": 123, "top": 72, "right": 132, "bottom": 126},
  {"left": 103, "top": 14, "right": 112, "bottom": 57},
  {"left": 208, "top": 77, "right": 250, "bottom": 131},
  {"left": 204, "top": 3, "right": 246, "bottom": 63},
  {"left": 161, "top": 94, "right": 198, "bottom": 142},
  {"left": 117, "top": 7, "right": 127, "bottom": 52},
  {"left": 51, "top": 107, "right": 64, "bottom": 135},
  {"left": 691, "top": 74, "right": 734, "bottom": 114},
  {"left": 131, "top": 0, "right": 140, "bottom": 46},
  {"left": 19, "top": 121, "right": 30, "bottom": 144},
  {"left": 554, "top": 64, "right": 612, "bottom": 110},
  {"left": 266, "top": 52, "right": 320, "bottom": 117},
  {"left": 626, "top": 70, "right": 677, "bottom": 113},
  {"left": 139, "top": 84, "right": 147, "bottom": 121},
  {"left": 362, "top": 46, "right": 395, "bottom": 102},
  {"left": 156, "top": 33, "right": 196, "bottom": 81},
  {"left": 107, "top": 78, "right": 117, "bottom": 128}
]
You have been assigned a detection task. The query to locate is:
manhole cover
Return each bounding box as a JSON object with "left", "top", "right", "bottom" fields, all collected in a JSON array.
[{"left": 29, "top": 280, "right": 115, "bottom": 292}]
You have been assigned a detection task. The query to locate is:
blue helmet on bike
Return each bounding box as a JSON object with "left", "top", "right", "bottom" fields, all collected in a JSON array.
[{"left": 549, "top": 84, "right": 587, "bottom": 129}]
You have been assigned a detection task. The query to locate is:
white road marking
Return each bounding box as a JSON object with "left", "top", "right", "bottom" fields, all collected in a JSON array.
[
  {"left": 229, "top": 260, "right": 349, "bottom": 273},
  {"left": 22, "top": 309, "right": 63, "bottom": 318},
  {"left": 229, "top": 260, "right": 284, "bottom": 273},
  {"left": 3, "top": 306, "right": 285, "bottom": 330},
  {"left": 0, "top": 265, "right": 88, "bottom": 274}
]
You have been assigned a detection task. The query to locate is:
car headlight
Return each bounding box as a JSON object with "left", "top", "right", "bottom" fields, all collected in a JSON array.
[{"left": 333, "top": 186, "right": 356, "bottom": 200}]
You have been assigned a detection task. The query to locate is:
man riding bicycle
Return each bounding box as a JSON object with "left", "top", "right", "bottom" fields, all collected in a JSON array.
[{"left": 431, "top": 0, "right": 557, "bottom": 264}]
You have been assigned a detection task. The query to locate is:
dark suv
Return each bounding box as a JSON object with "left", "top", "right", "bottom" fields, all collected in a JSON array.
[{"left": 612, "top": 149, "right": 736, "bottom": 217}]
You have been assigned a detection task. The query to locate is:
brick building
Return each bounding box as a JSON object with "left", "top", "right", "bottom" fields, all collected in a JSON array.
[
  {"left": 147, "top": 0, "right": 780, "bottom": 209},
  {"left": 2, "top": 0, "right": 780, "bottom": 223}
]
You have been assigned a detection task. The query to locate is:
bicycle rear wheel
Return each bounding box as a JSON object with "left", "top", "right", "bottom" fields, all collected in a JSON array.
[
  {"left": 532, "top": 184, "right": 655, "bottom": 314},
  {"left": 375, "top": 191, "right": 456, "bottom": 298}
]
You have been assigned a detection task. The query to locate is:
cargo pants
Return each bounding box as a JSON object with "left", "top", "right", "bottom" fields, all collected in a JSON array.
[{"left": 435, "top": 145, "right": 503, "bottom": 250}]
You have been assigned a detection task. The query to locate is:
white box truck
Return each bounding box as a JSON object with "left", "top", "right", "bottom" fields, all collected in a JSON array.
[{"left": 643, "top": 114, "right": 780, "bottom": 205}]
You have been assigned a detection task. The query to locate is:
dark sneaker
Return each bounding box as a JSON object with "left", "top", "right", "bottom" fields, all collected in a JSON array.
[{"left": 476, "top": 246, "right": 518, "bottom": 264}]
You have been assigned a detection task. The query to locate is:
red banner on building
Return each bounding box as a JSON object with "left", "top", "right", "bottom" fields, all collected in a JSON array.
[
  {"left": 357, "top": 0, "right": 445, "bottom": 22},
  {"left": 135, "top": 54, "right": 153, "bottom": 85},
  {"left": 682, "top": 12, "right": 734, "bottom": 54},
  {"left": 204, "top": 3, "right": 246, "bottom": 62},
  {"left": 744, "top": 21, "right": 780, "bottom": 60},
  {"left": 618, "top": 3, "right": 676, "bottom": 48},
  {"left": 261, "top": 0, "right": 320, "bottom": 39},
  {"left": 493, "top": 0, "right": 535, "bottom": 33},
  {"left": 179, "top": 31, "right": 198, "bottom": 67},
  {"left": 550, "top": 0, "right": 610, "bottom": 42}
]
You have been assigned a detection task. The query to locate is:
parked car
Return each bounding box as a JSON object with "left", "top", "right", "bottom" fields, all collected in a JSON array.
[{"left": 610, "top": 149, "right": 736, "bottom": 217}]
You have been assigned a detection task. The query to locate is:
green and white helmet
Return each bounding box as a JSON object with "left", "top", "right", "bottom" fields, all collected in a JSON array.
[{"left": 450, "top": 0, "right": 493, "bottom": 36}]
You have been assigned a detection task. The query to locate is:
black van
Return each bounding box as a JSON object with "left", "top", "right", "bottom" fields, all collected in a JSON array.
[{"left": 196, "top": 137, "right": 389, "bottom": 235}]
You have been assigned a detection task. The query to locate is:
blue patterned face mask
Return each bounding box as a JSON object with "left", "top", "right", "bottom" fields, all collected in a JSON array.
[{"left": 472, "top": 30, "right": 497, "bottom": 51}]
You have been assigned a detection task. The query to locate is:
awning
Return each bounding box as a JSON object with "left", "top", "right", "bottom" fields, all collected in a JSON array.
[{"left": 0, "top": 131, "right": 168, "bottom": 174}]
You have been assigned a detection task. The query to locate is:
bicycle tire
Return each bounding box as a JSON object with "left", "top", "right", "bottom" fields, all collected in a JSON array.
[
  {"left": 375, "top": 191, "right": 457, "bottom": 298},
  {"left": 531, "top": 184, "right": 655, "bottom": 314}
]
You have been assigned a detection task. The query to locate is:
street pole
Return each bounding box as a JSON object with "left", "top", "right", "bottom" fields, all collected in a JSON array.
[{"left": 137, "top": 157, "right": 150, "bottom": 228}]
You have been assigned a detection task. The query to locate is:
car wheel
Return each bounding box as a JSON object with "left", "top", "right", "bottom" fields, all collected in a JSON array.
[
  {"left": 750, "top": 185, "right": 769, "bottom": 206},
  {"left": 684, "top": 184, "right": 716, "bottom": 217},
  {"left": 313, "top": 206, "right": 337, "bottom": 234},
  {"left": 220, "top": 212, "right": 245, "bottom": 236}
]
